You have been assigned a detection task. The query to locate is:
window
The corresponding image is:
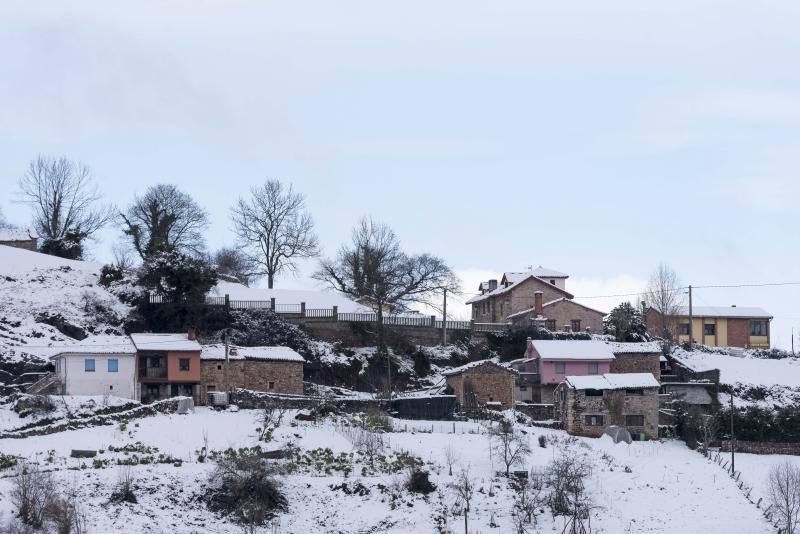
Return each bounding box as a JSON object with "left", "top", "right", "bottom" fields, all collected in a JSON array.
[
  {"left": 268, "top": 381, "right": 275, "bottom": 389},
  {"left": 588, "top": 362, "right": 599, "bottom": 375},
  {"left": 179, "top": 358, "right": 190, "bottom": 371},
  {"left": 84, "top": 359, "right": 95, "bottom": 372},
  {"left": 555, "top": 362, "right": 566, "bottom": 374},
  {"left": 109, "top": 385, "right": 113, "bottom": 391},
  {"left": 217, "top": 364, "right": 222, "bottom": 370},
  {"left": 749, "top": 320, "right": 768, "bottom": 336},
  {"left": 571, "top": 320, "right": 581, "bottom": 332},
  {"left": 550, "top": 279, "right": 556, "bottom": 285},
  {"left": 625, "top": 388, "right": 644, "bottom": 396},
  {"left": 704, "top": 324, "right": 716, "bottom": 336},
  {"left": 545, "top": 319, "right": 556, "bottom": 331},
  {"left": 107, "top": 359, "right": 118, "bottom": 373},
  {"left": 584, "top": 415, "right": 604, "bottom": 426},
  {"left": 625, "top": 415, "right": 645, "bottom": 426},
  {"left": 584, "top": 389, "right": 604, "bottom": 397},
  {"left": 519, "top": 386, "right": 527, "bottom": 391},
  {"left": 678, "top": 323, "right": 690, "bottom": 335},
  {"left": 207, "top": 384, "right": 216, "bottom": 393}
]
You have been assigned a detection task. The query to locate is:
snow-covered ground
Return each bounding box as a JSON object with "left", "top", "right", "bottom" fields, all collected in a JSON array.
[
  {"left": 0, "top": 406, "right": 772, "bottom": 533},
  {"left": 673, "top": 347, "right": 800, "bottom": 389}
]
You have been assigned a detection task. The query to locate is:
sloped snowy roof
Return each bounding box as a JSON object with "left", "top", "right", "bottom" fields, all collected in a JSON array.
[
  {"left": 502, "top": 297, "right": 605, "bottom": 320},
  {"left": 565, "top": 373, "right": 659, "bottom": 390},
  {"left": 606, "top": 341, "right": 662, "bottom": 354},
  {"left": 504, "top": 266, "right": 568, "bottom": 282},
  {"left": 442, "top": 358, "right": 515, "bottom": 376},
  {"left": 208, "top": 281, "right": 371, "bottom": 313},
  {"left": 130, "top": 333, "right": 202, "bottom": 352},
  {"left": 0, "top": 228, "right": 37, "bottom": 241},
  {"left": 201, "top": 344, "right": 304, "bottom": 362},
  {"left": 0, "top": 243, "right": 100, "bottom": 276},
  {"left": 466, "top": 273, "right": 574, "bottom": 304},
  {"left": 27, "top": 335, "right": 136, "bottom": 359},
  {"left": 533, "top": 340, "right": 615, "bottom": 361},
  {"left": 673, "top": 306, "right": 772, "bottom": 319}
]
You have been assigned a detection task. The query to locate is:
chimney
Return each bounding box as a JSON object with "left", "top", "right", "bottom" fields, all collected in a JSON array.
[
  {"left": 187, "top": 326, "right": 197, "bottom": 341},
  {"left": 229, "top": 347, "right": 238, "bottom": 356},
  {"left": 534, "top": 291, "right": 543, "bottom": 316},
  {"left": 488, "top": 279, "right": 498, "bottom": 291},
  {"left": 525, "top": 337, "right": 535, "bottom": 358},
  {"left": 731, "top": 304, "right": 737, "bottom": 307}
]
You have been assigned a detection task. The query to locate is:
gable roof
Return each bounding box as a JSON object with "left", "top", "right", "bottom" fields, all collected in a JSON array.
[
  {"left": 44, "top": 335, "right": 136, "bottom": 359},
  {"left": 130, "top": 333, "right": 202, "bottom": 352},
  {"left": 565, "top": 372, "right": 659, "bottom": 390},
  {"left": 442, "top": 358, "right": 515, "bottom": 376},
  {"left": 0, "top": 228, "right": 37, "bottom": 242},
  {"left": 532, "top": 340, "right": 615, "bottom": 361},
  {"left": 466, "top": 273, "right": 574, "bottom": 305},
  {"left": 672, "top": 306, "right": 772, "bottom": 319},
  {"left": 503, "top": 267, "right": 568, "bottom": 283},
  {"left": 200, "top": 344, "right": 304, "bottom": 362}
]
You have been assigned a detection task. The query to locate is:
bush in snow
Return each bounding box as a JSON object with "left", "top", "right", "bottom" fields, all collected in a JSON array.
[
  {"left": 222, "top": 309, "right": 312, "bottom": 355},
  {"left": 603, "top": 301, "right": 649, "bottom": 342},
  {"left": 10, "top": 462, "right": 54, "bottom": 529},
  {"left": 39, "top": 232, "right": 86, "bottom": 260},
  {"left": 406, "top": 468, "right": 436, "bottom": 495},
  {"left": 205, "top": 449, "right": 287, "bottom": 528},
  {"left": 109, "top": 466, "right": 137, "bottom": 504}
]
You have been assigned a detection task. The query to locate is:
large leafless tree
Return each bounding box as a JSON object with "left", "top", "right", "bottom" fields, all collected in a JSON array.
[
  {"left": 314, "top": 217, "right": 460, "bottom": 396},
  {"left": 768, "top": 461, "right": 800, "bottom": 534},
  {"left": 644, "top": 262, "right": 684, "bottom": 341},
  {"left": 119, "top": 184, "right": 209, "bottom": 259},
  {"left": 230, "top": 180, "right": 319, "bottom": 288},
  {"left": 213, "top": 247, "right": 257, "bottom": 286},
  {"left": 17, "top": 155, "right": 112, "bottom": 247}
]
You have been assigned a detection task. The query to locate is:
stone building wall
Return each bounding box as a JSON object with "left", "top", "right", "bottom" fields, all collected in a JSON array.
[
  {"left": 555, "top": 384, "right": 659, "bottom": 439},
  {"left": 0, "top": 239, "right": 37, "bottom": 251},
  {"left": 446, "top": 363, "right": 515, "bottom": 408},
  {"left": 541, "top": 299, "right": 604, "bottom": 333},
  {"left": 472, "top": 277, "right": 568, "bottom": 323},
  {"left": 200, "top": 359, "right": 303, "bottom": 404},
  {"left": 610, "top": 353, "right": 661, "bottom": 380}
]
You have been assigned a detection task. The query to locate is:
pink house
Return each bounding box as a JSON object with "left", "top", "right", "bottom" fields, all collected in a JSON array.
[{"left": 511, "top": 339, "right": 615, "bottom": 403}]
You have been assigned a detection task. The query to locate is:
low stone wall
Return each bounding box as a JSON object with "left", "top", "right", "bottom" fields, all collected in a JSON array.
[
  {"left": 231, "top": 389, "right": 386, "bottom": 412},
  {"left": 299, "top": 320, "right": 484, "bottom": 347},
  {"left": 720, "top": 440, "right": 800, "bottom": 456},
  {"left": 516, "top": 403, "right": 554, "bottom": 421}
]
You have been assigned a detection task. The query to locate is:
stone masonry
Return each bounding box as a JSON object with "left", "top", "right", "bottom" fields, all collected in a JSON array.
[
  {"left": 445, "top": 362, "right": 516, "bottom": 408},
  {"left": 554, "top": 383, "right": 659, "bottom": 439},
  {"left": 200, "top": 359, "right": 303, "bottom": 404},
  {"left": 609, "top": 352, "right": 661, "bottom": 380},
  {"left": 473, "top": 276, "right": 569, "bottom": 323},
  {"left": 539, "top": 299, "right": 604, "bottom": 332}
]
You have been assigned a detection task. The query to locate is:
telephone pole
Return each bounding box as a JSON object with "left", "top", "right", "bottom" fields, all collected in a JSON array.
[
  {"left": 730, "top": 393, "right": 735, "bottom": 475},
  {"left": 224, "top": 329, "right": 230, "bottom": 399},
  {"left": 442, "top": 288, "right": 448, "bottom": 346},
  {"left": 688, "top": 285, "right": 693, "bottom": 346}
]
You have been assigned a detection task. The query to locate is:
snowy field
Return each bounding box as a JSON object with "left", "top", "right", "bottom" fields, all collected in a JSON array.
[
  {"left": 0, "top": 407, "right": 772, "bottom": 533},
  {"left": 673, "top": 348, "right": 800, "bottom": 389}
]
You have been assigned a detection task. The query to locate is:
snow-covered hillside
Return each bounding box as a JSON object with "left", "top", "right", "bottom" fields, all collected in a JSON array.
[{"left": 0, "top": 245, "right": 131, "bottom": 362}]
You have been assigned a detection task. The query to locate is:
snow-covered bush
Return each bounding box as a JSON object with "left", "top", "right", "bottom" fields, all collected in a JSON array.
[{"left": 406, "top": 468, "right": 436, "bottom": 495}]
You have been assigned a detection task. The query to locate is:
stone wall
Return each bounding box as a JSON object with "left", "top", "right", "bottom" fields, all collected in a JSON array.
[
  {"left": 300, "top": 320, "right": 474, "bottom": 347},
  {"left": 200, "top": 360, "right": 303, "bottom": 404},
  {"left": 516, "top": 403, "right": 554, "bottom": 421},
  {"left": 671, "top": 359, "right": 720, "bottom": 384},
  {"left": 555, "top": 385, "right": 659, "bottom": 439},
  {"left": 541, "top": 299, "right": 604, "bottom": 333},
  {"left": 446, "top": 363, "right": 515, "bottom": 408},
  {"left": 610, "top": 353, "right": 661, "bottom": 380},
  {"left": 720, "top": 440, "right": 800, "bottom": 456},
  {"left": 472, "top": 277, "right": 568, "bottom": 323},
  {"left": 0, "top": 239, "right": 37, "bottom": 251}
]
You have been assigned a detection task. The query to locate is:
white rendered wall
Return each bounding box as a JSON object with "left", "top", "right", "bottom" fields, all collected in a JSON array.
[{"left": 57, "top": 354, "right": 136, "bottom": 400}]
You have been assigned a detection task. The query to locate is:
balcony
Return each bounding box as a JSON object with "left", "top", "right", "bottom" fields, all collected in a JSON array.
[{"left": 139, "top": 366, "right": 167, "bottom": 380}]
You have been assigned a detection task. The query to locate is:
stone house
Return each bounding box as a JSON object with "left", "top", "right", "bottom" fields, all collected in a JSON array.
[
  {"left": 511, "top": 339, "right": 615, "bottom": 404},
  {"left": 130, "top": 329, "right": 203, "bottom": 404},
  {"left": 645, "top": 306, "right": 772, "bottom": 349},
  {"left": 0, "top": 228, "right": 38, "bottom": 251},
  {"left": 468, "top": 267, "right": 604, "bottom": 332},
  {"left": 607, "top": 341, "right": 662, "bottom": 381},
  {"left": 199, "top": 345, "right": 304, "bottom": 404},
  {"left": 554, "top": 373, "right": 660, "bottom": 440},
  {"left": 443, "top": 359, "right": 516, "bottom": 409}
]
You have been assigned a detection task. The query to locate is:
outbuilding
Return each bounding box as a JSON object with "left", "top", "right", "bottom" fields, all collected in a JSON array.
[{"left": 443, "top": 359, "right": 516, "bottom": 409}]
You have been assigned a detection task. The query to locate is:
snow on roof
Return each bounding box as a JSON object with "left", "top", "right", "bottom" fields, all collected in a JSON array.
[
  {"left": 673, "top": 306, "right": 772, "bottom": 319},
  {"left": 29, "top": 335, "right": 136, "bottom": 359},
  {"left": 606, "top": 341, "right": 662, "bottom": 354},
  {"left": 130, "top": 333, "right": 201, "bottom": 352},
  {"left": 466, "top": 273, "right": 573, "bottom": 305},
  {"left": 0, "top": 228, "right": 37, "bottom": 241},
  {"left": 671, "top": 347, "right": 800, "bottom": 388},
  {"left": 532, "top": 340, "right": 615, "bottom": 361},
  {"left": 209, "top": 281, "right": 371, "bottom": 313},
  {"left": 565, "top": 373, "right": 659, "bottom": 390},
  {"left": 442, "top": 358, "right": 515, "bottom": 376},
  {"left": 201, "top": 344, "right": 304, "bottom": 362},
  {"left": 505, "top": 266, "right": 568, "bottom": 282}
]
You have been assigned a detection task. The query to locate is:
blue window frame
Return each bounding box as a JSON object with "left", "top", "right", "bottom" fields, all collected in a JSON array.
[
  {"left": 85, "top": 359, "right": 96, "bottom": 372},
  {"left": 108, "top": 359, "right": 119, "bottom": 373}
]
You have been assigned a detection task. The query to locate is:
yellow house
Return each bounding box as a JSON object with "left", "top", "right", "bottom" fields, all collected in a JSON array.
[{"left": 647, "top": 306, "right": 772, "bottom": 349}]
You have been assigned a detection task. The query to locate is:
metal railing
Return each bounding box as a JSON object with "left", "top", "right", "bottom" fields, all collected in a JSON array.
[{"left": 139, "top": 367, "right": 167, "bottom": 379}]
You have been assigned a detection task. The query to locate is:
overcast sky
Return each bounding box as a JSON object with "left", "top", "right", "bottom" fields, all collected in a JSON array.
[{"left": 1, "top": 1, "right": 799, "bottom": 347}]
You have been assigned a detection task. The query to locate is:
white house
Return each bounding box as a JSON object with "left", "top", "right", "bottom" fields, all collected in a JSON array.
[{"left": 50, "top": 335, "right": 137, "bottom": 400}]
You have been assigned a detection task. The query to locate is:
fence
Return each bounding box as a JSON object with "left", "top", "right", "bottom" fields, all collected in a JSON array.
[{"left": 146, "top": 293, "right": 496, "bottom": 332}]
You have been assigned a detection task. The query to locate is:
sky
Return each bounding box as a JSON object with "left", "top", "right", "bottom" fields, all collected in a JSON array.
[{"left": 1, "top": 1, "right": 799, "bottom": 347}]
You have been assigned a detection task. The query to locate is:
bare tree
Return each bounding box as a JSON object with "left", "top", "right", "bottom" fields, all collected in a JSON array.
[
  {"left": 314, "top": 217, "right": 460, "bottom": 395},
  {"left": 512, "top": 475, "right": 544, "bottom": 533},
  {"left": 119, "top": 183, "right": 209, "bottom": 259},
  {"left": 17, "top": 155, "right": 113, "bottom": 258},
  {"left": 111, "top": 244, "right": 135, "bottom": 272},
  {"left": 257, "top": 398, "right": 287, "bottom": 442},
  {"left": 644, "top": 262, "right": 684, "bottom": 341},
  {"left": 489, "top": 420, "right": 532, "bottom": 477},
  {"left": 450, "top": 467, "right": 475, "bottom": 534},
  {"left": 214, "top": 247, "right": 257, "bottom": 286},
  {"left": 698, "top": 414, "right": 719, "bottom": 457},
  {"left": 230, "top": 180, "right": 319, "bottom": 288},
  {"left": 768, "top": 461, "right": 800, "bottom": 534},
  {"left": 10, "top": 462, "right": 54, "bottom": 529},
  {"left": 444, "top": 443, "right": 460, "bottom": 476}
]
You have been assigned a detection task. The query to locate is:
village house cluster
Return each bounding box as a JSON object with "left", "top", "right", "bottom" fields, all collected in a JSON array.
[{"left": 30, "top": 326, "right": 305, "bottom": 404}]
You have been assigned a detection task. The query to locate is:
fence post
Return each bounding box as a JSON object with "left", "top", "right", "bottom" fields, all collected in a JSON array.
[
  {"left": 224, "top": 293, "right": 230, "bottom": 310},
  {"left": 430, "top": 315, "right": 436, "bottom": 327},
  {"left": 301, "top": 302, "right": 306, "bottom": 316},
  {"left": 270, "top": 297, "right": 276, "bottom": 311},
  {"left": 332, "top": 306, "right": 338, "bottom": 321}
]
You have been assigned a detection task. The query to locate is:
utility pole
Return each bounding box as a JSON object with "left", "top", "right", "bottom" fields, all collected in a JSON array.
[
  {"left": 442, "top": 288, "right": 448, "bottom": 346},
  {"left": 730, "top": 393, "right": 735, "bottom": 476},
  {"left": 224, "top": 329, "right": 230, "bottom": 400},
  {"left": 688, "top": 285, "right": 693, "bottom": 346},
  {"left": 793, "top": 327, "right": 795, "bottom": 356}
]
